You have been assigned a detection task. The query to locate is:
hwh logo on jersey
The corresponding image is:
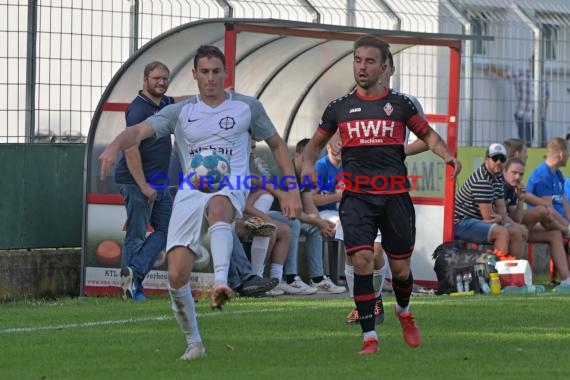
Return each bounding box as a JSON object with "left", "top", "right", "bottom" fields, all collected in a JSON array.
[{"left": 346, "top": 119, "right": 395, "bottom": 138}]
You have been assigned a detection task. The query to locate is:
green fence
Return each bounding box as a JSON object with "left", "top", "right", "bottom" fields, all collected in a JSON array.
[{"left": 0, "top": 144, "right": 85, "bottom": 249}]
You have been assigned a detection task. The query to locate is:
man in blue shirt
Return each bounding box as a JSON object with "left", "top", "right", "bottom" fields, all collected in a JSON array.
[
  {"left": 526, "top": 137, "right": 570, "bottom": 224},
  {"left": 115, "top": 61, "right": 183, "bottom": 301},
  {"left": 313, "top": 132, "right": 343, "bottom": 224}
]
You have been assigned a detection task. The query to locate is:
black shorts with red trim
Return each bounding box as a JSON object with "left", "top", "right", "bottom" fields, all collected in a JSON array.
[{"left": 339, "top": 191, "right": 415, "bottom": 259}]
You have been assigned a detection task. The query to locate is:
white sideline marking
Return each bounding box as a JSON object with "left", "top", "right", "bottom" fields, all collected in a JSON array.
[
  {"left": 0, "top": 315, "right": 171, "bottom": 334},
  {"left": 0, "top": 307, "right": 309, "bottom": 334}
]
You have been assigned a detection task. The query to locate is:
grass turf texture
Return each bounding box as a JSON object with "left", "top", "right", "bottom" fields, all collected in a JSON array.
[{"left": 1, "top": 293, "right": 569, "bottom": 380}]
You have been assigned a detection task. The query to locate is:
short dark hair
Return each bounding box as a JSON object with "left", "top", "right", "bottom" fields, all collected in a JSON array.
[
  {"left": 194, "top": 45, "right": 226, "bottom": 69},
  {"left": 296, "top": 138, "right": 311, "bottom": 154},
  {"left": 387, "top": 51, "right": 394, "bottom": 67},
  {"left": 504, "top": 157, "right": 525, "bottom": 170},
  {"left": 144, "top": 61, "right": 169, "bottom": 77},
  {"left": 503, "top": 138, "right": 525, "bottom": 159},
  {"left": 353, "top": 35, "right": 390, "bottom": 63}
]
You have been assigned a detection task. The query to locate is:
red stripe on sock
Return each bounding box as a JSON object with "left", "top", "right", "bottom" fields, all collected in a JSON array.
[{"left": 354, "top": 293, "right": 376, "bottom": 302}]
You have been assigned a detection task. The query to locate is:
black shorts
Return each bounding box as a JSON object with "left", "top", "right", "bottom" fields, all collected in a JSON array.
[{"left": 338, "top": 192, "right": 415, "bottom": 259}]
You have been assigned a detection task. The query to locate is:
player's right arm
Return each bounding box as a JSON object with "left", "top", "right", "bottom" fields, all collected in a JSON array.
[
  {"left": 100, "top": 101, "right": 184, "bottom": 180},
  {"left": 99, "top": 122, "right": 156, "bottom": 180}
]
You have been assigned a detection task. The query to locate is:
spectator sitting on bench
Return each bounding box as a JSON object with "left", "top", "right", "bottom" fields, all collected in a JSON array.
[
  {"left": 526, "top": 137, "right": 570, "bottom": 287},
  {"left": 313, "top": 132, "right": 343, "bottom": 228},
  {"left": 454, "top": 143, "right": 525, "bottom": 260},
  {"left": 234, "top": 190, "right": 292, "bottom": 296},
  {"left": 233, "top": 140, "right": 292, "bottom": 295},
  {"left": 503, "top": 138, "right": 528, "bottom": 164},
  {"left": 503, "top": 138, "right": 570, "bottom": 235},
  {"left": 526, "top": 137, "right": 570, "bottom": 233},
  {"left": 503, "top": 157, "right": 570, "bottom": 286},
  {"left": 256, "top": 138, "right": 344, "bottom": 294}
]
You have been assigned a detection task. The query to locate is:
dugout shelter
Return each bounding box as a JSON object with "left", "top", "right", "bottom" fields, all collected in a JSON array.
[{"left": 83, "top": 18, "right": 466, "bottom": 296}]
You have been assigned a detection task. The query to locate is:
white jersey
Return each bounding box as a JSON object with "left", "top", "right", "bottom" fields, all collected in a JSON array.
[
  {"left": 145, "top": 92, "right": 277, "bottom": 253},
  {"left": 147, "top": 91, "right": 277, "bottom": 189}
]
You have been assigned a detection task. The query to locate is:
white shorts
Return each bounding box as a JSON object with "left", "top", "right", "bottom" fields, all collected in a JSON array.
[
  {"left": 166, "top": 187, "right": 247, "bottom": 253},
  {"left": 319, "top": 210, "right": 341, "bottom": 238},
  {"left": 319, "top": 210, "right": 382, "bottom": 243}
]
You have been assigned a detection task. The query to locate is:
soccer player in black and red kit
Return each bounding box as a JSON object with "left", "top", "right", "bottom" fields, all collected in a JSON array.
[{"left": 301, "top": 35, "right": 461, "bottom": 355}]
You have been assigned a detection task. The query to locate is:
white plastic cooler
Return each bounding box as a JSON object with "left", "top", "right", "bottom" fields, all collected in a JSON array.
[{"left": 495, "top": 260, "right": 532, "bottom": 288}]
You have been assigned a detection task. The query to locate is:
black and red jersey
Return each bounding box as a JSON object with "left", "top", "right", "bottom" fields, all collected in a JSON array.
[{"left": 318, "top": 87, "right": 429, "bottom": 195}]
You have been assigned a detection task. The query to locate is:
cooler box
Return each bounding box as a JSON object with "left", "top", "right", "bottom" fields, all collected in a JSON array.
[{"left": 496, "top": 260, "right": 532, "bottom": 287}]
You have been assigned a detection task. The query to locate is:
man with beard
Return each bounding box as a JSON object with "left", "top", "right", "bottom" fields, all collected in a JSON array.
[
  {"left": 115, "top": 61, "right": 188, "bottom": 301},
  {"left": 454, "top": 143, "right": 523, "bottom": 259},
  {"left": 301, "top": 35, "right": 460, "bottom": 355}
]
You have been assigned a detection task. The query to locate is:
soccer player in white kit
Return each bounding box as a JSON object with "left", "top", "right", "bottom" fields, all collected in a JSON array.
[{"left": 99, "top": 45, "right": 301, "bottom": 360}]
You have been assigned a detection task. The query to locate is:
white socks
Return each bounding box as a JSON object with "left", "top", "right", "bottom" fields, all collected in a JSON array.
[
  {"left": 373, "top": 261, "right": 388, "bottom": 298},
  {"left": 395, "top": 303, "right": 410, "bottom": 314},
  {"left": 250, "top": 236, "right": 270, "bottom": 277},
  {"left": 345, "top": 264, "right": 355, "bottom": 298},
  {"left": 270, "top": 263, "right": 284, "bottom": 281},
  {"left": 249, "top": 193, "right": 274, "bottom": 277},
  {"left": 363, "top": 330, "right": 378, "bottom": 341},
  {"left": 208, "top": 221, "right": 233, "bottom": 286},
  {"left": 345, "top": 262, "right": 388, "bottom": 298},
  {"left": 169, "top": 283, "right": 201, "bottom": 344}
]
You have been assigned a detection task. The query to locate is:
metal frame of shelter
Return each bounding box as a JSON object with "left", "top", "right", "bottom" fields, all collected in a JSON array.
[
  {"left": 83, "top": 19, "right": 466, "bottom": 294},
  {"left": 221, "top": 20, "right": 461, "bottom": 243}
]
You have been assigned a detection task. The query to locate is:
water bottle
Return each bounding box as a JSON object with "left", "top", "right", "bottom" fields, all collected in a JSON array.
[
  {"left": 462, "top": 271, "right": 472, "bottom": 292},
  {"left": 478, "top": 273, "right": 491, "bottom": 294},
  {"left": 534, "top": 285, "right": 545, "bottom": 294},
  {"left": 486, "top": 253, "right": 499, "bottom": 273},
  {"left": 502, "top": 286, "right": 527, "bottom": 294},
  {"left": 456, "top": 273, "right": 464, "bottom": 293},
  {"left": 503, "top": 284, "right": 545, "bottom": 294},
  {"left": 490, "top": 271, "right": 501, "bottom": 295}
]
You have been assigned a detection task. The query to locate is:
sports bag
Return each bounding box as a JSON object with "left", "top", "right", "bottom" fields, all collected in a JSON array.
[{"left": 432, "top": 241, "right": 498, "bottom": 295}]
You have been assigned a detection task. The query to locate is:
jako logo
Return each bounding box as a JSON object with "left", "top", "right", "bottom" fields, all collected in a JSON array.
[{"left": 349, "top": 107, "right": 361, "bottom": 113}]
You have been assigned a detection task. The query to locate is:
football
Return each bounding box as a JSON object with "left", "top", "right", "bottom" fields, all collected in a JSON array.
[{"left": 189, "top": 150, "right": 231, "bottom": 193}]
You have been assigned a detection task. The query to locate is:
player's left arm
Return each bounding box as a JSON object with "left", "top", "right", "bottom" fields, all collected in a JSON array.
[
  {"left": 415, "top": 124, "right": 461, "bottom": 178},
  {"left": 265, "top": 133, "right": 302, "bottom": 219},
  {"left": 403, "top": 94, "right": 459, "bottom": 173},
  {"left": 404, "top": 139, "right": 429, "bottom": 156}
]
